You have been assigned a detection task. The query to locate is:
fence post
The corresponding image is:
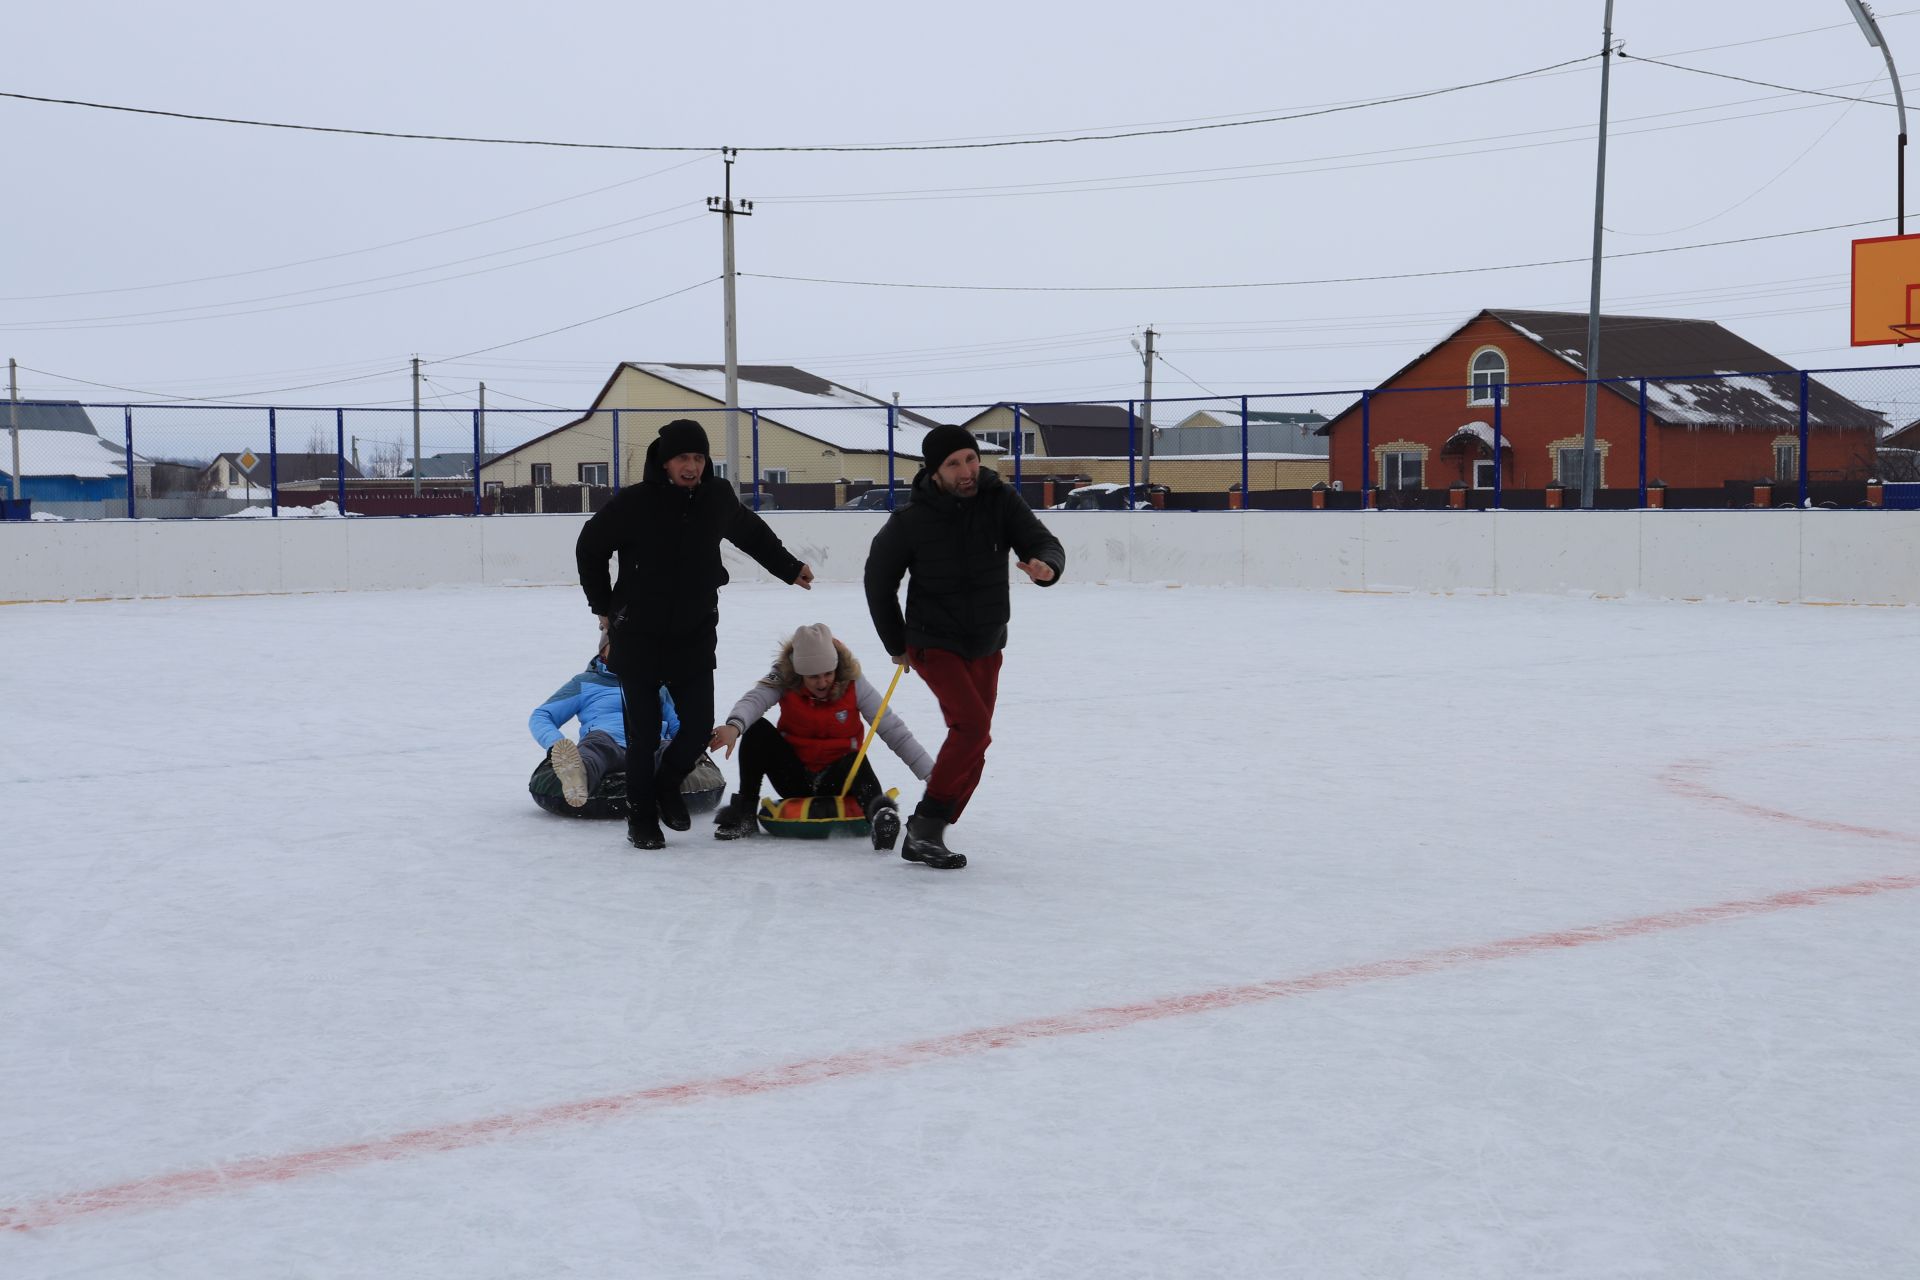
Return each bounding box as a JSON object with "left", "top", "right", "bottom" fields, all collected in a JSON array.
[
  {"left": 1240, "top": 395, "right": 1250, "bottom": 507},
  {"left": 1012, "top": 403, "right": 1024, "bottom": 491},
  {"left": 1637, "top": 378, "right": 1648, "bottom": 507},
  {"left": 610, "top": 410, "right": 621, "bottom": 492},
  {"left": 471, "top": 408, "right": 483, "bottom": 516},
  {"left": 335, "top": 408, "right": 347, "bottom": 512},
  {"left": 1127, "top": 400, "right": 1138, "bottom": 502},
  {"left": 885, "top": 403, "right": 897, "bottom": 509},
  {"left": 123, "top": 406, "right": 136, "bottom": 519},
  {"left": 750, "top": 408, "right": 761, "bottom": 511},
  {"left": 1797, "top": 370, "right": 1810, "bottom": 507},
  {"left": 1492, "top": 383, "right": 1504, "bottom": 510},
  {"left": 268, "top": 407, "right": 279, "bottom": 518},
  {"left": 1360, "top": 391, "right": 1372, "bottom": 510}
]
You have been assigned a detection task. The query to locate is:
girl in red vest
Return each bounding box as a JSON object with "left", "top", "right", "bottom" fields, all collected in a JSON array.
[{"left": 708, "top": 623, "right": 934, "bottom": 850}]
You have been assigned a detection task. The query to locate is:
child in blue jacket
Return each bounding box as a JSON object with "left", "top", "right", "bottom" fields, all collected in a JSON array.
[{"left": 528, "top": 628, "right": 679, "bottom": 817}]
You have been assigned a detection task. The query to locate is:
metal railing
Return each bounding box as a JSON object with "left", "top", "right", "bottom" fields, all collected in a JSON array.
[{"left": 5, "top": 361, "right": 1917, "bottom": 519}]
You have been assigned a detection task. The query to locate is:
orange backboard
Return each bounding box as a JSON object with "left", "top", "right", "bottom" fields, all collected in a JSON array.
[{"left": 1851, "top": 232, "right": 1920, "bottom": 345}]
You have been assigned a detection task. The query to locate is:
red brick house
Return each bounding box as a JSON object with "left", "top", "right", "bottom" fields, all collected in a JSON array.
[{"left": 1320, "top": 310, "right": 1884, "bottom": 495}]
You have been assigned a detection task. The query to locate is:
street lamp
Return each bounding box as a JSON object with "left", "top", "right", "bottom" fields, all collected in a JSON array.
[{"left": 1846, "top": 0, "right": 1908, "bottom": 233}]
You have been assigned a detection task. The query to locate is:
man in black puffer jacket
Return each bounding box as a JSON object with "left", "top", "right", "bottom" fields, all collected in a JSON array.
[
  {"left": 577, "top": 418, "right": 814, "bottom": 851},
  {"left": 864, "top": 425, "right": 1065, "bottom": 870}
]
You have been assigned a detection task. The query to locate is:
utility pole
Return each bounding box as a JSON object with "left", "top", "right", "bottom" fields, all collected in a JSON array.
[
  {"left": 1140, "top": 327, "right": 1158, "bottom": 491},
  {"left": 707, "top": 148, "right": 753, "bottom": 493},
  {"left": 7, "top": 358, "right": 19, "bottom": 508},
  {"left": 411, "top": 356, "right": 423, "bottom": 497},
  {"left": 1579, "top": 0, "right": 1617, "bottom": 510},
  {"left": 477, "top": 381, "right": 487, "bottom": 459}
]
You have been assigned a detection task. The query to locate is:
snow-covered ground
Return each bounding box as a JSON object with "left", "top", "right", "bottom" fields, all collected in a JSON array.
[{"left": 3, "top": 581, "right": 1917, "bottom": 1278}]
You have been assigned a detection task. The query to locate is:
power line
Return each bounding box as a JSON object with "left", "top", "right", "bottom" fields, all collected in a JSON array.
[
  {"left": 2, "top": 214, "right": 707, "bottom": 332},
  {"left": 1624, "top": 52, "right": 1904, "bottom": 105},
  {"left": 0, "top": 153, "right": 714, "bottom": 303},
  {"left": 0, "top": 54, "right": 1597, "bottom": 155},
  {"left": 758, "top": 71, "right": 1920, "bottom": 207},
  {"left": 21, "top": 277, "right": 718, "bottom": 403},
  {"left": 422, "top": 277, "right": 720, "bottom": 368},
  {"left": 745, "top": 218, "right": 1890, "bottom": 295}
]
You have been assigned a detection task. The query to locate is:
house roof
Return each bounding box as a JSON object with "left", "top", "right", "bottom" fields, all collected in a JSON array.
[
  {"left": 629, "top": 363, "right": 960, "bottom": 454},
  {"left": 1, "top": 428, "right": 127, "bottom": 479},
  {"left": 206, "top": 452, "right": 363, "bottom": 485},
  {"left": 1, "top": 400, "right": 103, "bottom": 435},
  {"left": 1887, "top": 418, "right": 1920, "bottom": 449},
  {"left": 1321, "top": 310, "right": 1887, "bottom": 433},
  {"left": 956, "top": 402, "right": 1137, "bottom": 459},
  {"left": 404, "top": 452, "right": 496, "bottom": 479},
  {"left": 1173, "top": 408, "right": 1329, "bottom": 428},
  {"left": 488, "top": 362, "right": 968, "bottom": 465}
]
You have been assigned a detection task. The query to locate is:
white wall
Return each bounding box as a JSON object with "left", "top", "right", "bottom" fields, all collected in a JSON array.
[{"left": 6, "top": 511, "right": 1920, "bottom": 606}]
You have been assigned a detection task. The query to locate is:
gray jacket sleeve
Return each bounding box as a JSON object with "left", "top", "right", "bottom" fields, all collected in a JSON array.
[
  {"left": 856, "top": 674, "right": 935, "bottom": 781},
  {"left": 723, "top": 668, "right": 785, "bottom": 732}
]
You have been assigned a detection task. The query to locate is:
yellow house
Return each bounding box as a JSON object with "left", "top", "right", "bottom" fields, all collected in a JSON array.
[
  {"left": 479, "top": 363, "right": 977, "bottom": 492},
  {"left": 955, "top": 401, "right": 1326, "bottom": 495}
]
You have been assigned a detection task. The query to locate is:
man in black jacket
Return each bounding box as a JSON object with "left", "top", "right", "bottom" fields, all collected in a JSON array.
[
  {"left": 864, "top": 425, "right": 1065, "bottom": 870},
  {"left": 577, "top": 418, "right": 814, "bottom": 850}
]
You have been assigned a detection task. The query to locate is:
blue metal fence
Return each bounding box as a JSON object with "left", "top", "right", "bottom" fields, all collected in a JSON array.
[{"left": 6, "top": 361, "right": 1918, "bottom": 518}]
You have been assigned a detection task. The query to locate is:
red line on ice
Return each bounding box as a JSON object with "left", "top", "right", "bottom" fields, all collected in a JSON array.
[
  {"left": 1662, "top": 757, "right": 1920, "bottom": 846},
  {"left": 6, "top": 870, "right": 1918, "bottom": 1234}
]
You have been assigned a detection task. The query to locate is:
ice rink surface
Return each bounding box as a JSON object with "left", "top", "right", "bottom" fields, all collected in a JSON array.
[{"left": 3, "top": 579, "right": 1918, "bottom": 1278}]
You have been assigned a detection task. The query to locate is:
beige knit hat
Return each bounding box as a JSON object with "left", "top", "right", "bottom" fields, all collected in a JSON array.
[{"left": 790, "top": 623, "right": 838, "bottom": 676}]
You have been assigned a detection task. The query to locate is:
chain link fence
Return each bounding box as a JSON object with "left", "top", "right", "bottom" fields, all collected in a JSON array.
[{"left": 7, "top": 363, "right": 1920, "bottom": 520}]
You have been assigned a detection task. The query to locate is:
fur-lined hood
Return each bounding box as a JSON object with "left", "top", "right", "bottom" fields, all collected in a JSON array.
[{"left": 772, "top": 633, "right": 862, "bottom": 696}]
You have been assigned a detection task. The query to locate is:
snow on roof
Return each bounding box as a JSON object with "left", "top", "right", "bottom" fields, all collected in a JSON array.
[
  {"left": 629, "top": 363, "right": 992, "bottom": 455},
  {"left": 1444, "top": 422, "right": 1511, "bottom": 451},
  {"left": 2, "top": 428, "right": 127, "bottom": 479}
]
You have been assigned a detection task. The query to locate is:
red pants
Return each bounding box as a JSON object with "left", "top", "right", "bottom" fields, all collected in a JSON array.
[{"left": 910, "top": 647, "right": 1003, "bottom": 823}]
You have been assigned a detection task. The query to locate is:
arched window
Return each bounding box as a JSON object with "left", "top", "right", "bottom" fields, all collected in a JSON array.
[{"left": 1469, "top": 348, "right": 1508, "bottom": 405}]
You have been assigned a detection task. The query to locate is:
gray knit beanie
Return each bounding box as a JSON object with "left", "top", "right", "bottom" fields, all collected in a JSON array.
[{"left": 790, "top": 623, "right": 838, "bottom": 676}]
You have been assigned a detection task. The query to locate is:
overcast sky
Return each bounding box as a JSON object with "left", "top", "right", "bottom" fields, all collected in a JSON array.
[{"left": 6, "top": 1, "right": 1920, "bottom": 447}]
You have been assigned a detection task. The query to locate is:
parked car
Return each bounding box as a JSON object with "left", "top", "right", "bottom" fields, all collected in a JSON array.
[
  {"left": 1051, "top": 482, "right": 1171, "bottom": 511},
  {"left": 836, "top": 488, "right": 911, "bottom": 511},
  {"left": 741, "top": 489, "right": 779, "bottom": 511}
]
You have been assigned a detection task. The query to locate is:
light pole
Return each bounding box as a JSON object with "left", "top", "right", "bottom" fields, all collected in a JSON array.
[
  {"left": 1846, "top": 0, "right": 1908, "bottom": 233},
  {"left": 1579, "top": 0, "right": 1617, "bottom": 511}
]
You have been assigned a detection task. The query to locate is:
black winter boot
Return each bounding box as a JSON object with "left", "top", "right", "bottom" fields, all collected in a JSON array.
[
  {"left": 902, "top": 814, "right": 965, "bottom": 870},
  {"left": 655, "top": 773, "right": 691, "bottom": 832},
  {"left": 627, "top": 813, "right": 665, "bottom": 850},
  {"left": 712, "top": 793, "right": 761, "bottom": 841},
  {"left": 868, "top": 799, "right": 901, "bottom": 852}
]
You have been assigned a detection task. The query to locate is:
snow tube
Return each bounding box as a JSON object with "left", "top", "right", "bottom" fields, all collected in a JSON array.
[
  {"left": 529, "top": 753, "right": 725, "bottom": 820},
  {"left": 757, "top": 788, "right": 900, "bottom": 840}
]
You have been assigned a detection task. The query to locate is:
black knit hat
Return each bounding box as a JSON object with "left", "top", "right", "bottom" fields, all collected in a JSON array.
[
  {"left": 922, "top": 424, "right": 980, "bottom": 472},
  {"left": 655, "top": 418, "right": 710, "bottom": 460}
]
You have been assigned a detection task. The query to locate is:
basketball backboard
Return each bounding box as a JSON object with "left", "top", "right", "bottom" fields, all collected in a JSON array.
[{"left": 1851, "top": 232, "right": 1920, "bottom": 345}]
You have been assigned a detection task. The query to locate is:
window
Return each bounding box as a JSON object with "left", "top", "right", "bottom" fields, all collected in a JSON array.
[
  {"left": 1556, "top": 447, "right": 1593, "bottom": 490},
  {"left": 579, "top": 462, "right": 609, "bottom": 486},
  {"left": 1469, "top": 349, "right": 1509, "bottom": 405},
  {"left": 1473, "top": 459, "right": 1498, "bottom": 489},
  {"left": 1774, "top": 442, "right": 1799, "bottom": 482},
  {"left": 483, "top": 481, "right": 503, "bottom": 498},
  {"left": 711, "top": 459, "right": 729, "bottom": 481},
  {"left": 762, "top": 468, "right": 789, "bottom": 485},
  {"left": 1380, "top": 451, "right": 1423, "bottom": 490},
  {"left": 976, "top": 430, "right": 1037, "bottom": 455},
  {"left": 530, "top": 463, "right": 553, "bottom": 486}
]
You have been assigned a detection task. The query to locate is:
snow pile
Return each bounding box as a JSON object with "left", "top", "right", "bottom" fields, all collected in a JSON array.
[{"left": 220, "top": 500, "right": 349, "bottom": 519}]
